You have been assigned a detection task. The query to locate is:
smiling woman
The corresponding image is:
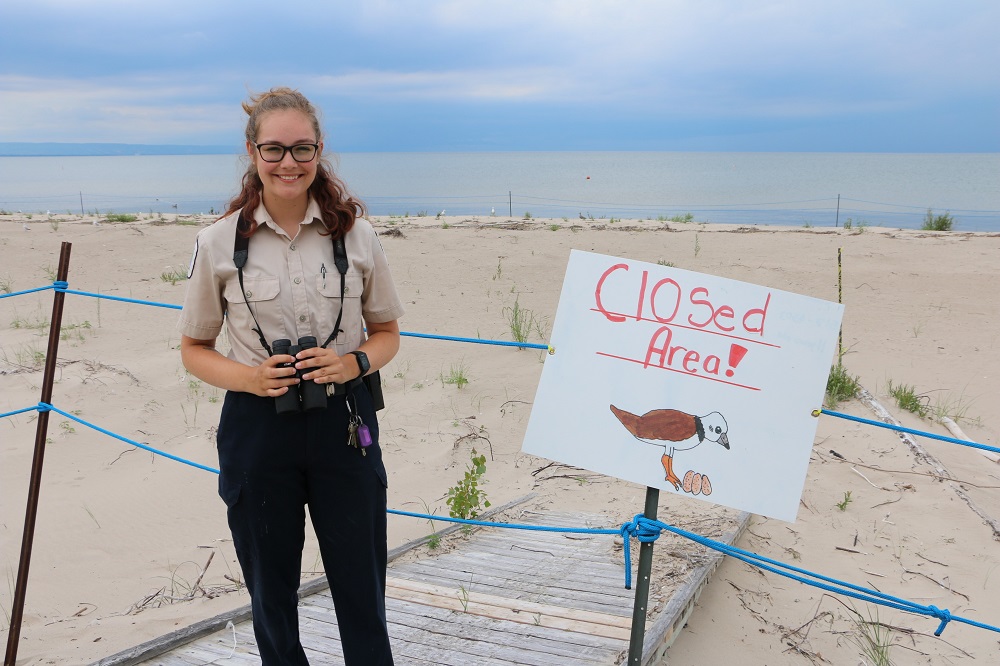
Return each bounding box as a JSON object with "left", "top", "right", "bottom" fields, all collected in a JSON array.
[{"left": 177, "top": 87, "right": 403, "bottom": 665}]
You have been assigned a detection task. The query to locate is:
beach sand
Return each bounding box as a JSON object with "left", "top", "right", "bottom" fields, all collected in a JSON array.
[{"left": 2, "top": 213, "right": 999, "bottom": 664}]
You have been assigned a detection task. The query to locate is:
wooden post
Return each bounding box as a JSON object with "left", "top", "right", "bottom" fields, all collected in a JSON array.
[
  {"left": 837, "top": 248, "right": 843, "bottom": 360},
  {"left": 835, "top": 193, "right": 840, "bottom": 228},
  {"left": 4, "top": 242, "right": 72, "bottom": 666},
  {"left": 508, "top": 190, "right": 512, "bottom": 218},
  {"left": 626, "top": 486, "right": 659, "bottom": 664}
]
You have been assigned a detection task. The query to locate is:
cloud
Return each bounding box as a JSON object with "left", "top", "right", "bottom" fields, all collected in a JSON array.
[
  {"left": 0, "top": 76, "right": 241, "bottom": 143},
  {"left": 1, "top": 1, "right": 997, "bottom": 150}
]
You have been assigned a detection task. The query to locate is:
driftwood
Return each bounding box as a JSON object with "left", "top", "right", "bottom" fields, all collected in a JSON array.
[{"left": 858, "top": 387, "right": 1000, "bottom": 541}]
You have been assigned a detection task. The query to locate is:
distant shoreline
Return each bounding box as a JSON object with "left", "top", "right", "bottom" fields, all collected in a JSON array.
[{"left": 0, "top": 143, "right": 239, "bottom": 157}]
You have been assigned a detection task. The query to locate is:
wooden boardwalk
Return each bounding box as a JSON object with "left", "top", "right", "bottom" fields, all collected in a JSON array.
[{"left": 96, "top": 507, "right": 748, "bottom": 665}]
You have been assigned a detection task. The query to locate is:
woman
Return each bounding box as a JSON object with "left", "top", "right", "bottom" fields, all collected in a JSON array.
[{"left": 178, "top": 87, "right": 402, "bottom": 664}]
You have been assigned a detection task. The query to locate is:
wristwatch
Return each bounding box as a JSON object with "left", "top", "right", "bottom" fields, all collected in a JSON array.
[{"left": 348, "top": 350, "right": 370, "bottom": 379}]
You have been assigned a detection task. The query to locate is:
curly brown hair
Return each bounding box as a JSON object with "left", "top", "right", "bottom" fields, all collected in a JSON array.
[{"left": 222, "top": 87, "right": 366, "bottom": 238}]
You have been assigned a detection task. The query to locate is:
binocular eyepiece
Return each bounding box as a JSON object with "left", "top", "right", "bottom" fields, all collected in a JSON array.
[{"left": 272, "top": 336, "right": 328, "bottom": 414}]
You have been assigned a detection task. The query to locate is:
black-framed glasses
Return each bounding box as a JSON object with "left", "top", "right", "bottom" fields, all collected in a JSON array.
[{"left": 254, "top": 142, "right": 319, "bottom": 163}]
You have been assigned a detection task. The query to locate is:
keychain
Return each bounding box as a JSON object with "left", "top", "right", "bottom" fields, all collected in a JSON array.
[{"left": 346, "top": 395, "right": 372, "bottom": 455}]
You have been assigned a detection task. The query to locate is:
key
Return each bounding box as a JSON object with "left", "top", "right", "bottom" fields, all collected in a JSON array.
[{"left": 347, "top": 419, "right": 358, "bottom": 449}]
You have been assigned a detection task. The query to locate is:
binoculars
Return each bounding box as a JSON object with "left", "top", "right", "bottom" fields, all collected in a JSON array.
[{"left": 272, "top": 336, "right": 328, "bottom": 414}]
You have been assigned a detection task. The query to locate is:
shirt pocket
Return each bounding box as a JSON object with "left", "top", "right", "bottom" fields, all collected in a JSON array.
[
  {"left": 317, "top": 272, "right": 364, "bottom": 349},
  {"left": 223, "top": 275, "right": 282, "bottom": 351}
]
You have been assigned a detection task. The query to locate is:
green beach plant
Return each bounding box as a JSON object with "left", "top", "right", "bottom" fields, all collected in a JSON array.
[
  {"left": 825, "top": 364, "right": 860, "bottom": 408},
  {"left": 105, "top": 213, "right": 138, "bottom": 223},
  {"left": 446, "top": 448, "right": 491, "bottom": 522},
  {"left": 886, "top": 380, "right": 928, "bottom": 417},
  {"left": 442, "top": 361, "right": 470, "bottom": 389},
  {"left": 921, "top": 209, "right": 954, "bottom": 231},
  {"left": 160, "top": 267, "right": 188, "bottom": 285},
  {"left": 503, "top": 296, "right": 547, "bottom": 345},
  {"left": 847, "top": 605, "right": 895, "bottom": 665}
]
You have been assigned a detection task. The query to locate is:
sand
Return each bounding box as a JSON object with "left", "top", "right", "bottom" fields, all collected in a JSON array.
[{"left": 1, "top": 212, "right": 999, "bottom": 665}]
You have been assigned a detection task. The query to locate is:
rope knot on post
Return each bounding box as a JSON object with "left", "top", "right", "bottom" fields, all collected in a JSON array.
[
  {"left": 928, "top": 605, "right": 953, "bottom": 636},
  {"left": 36, "top": 402, "right": 52, "bottom": 413},
  {"left": 619, "top": 514, "right": 662, "bottom": 589},
  {"left": 52, "top": 281, "right": 69, "bottom": 291}
]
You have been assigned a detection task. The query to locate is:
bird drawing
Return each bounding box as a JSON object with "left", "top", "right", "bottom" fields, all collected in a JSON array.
[{"left": 610, "top": 405, "right": 730, "bottom": 494}]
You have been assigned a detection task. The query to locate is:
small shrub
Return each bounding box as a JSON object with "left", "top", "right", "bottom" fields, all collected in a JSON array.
[
  {"left": 106, "top": 213, "right": 138, "bottom": 223},
  {"left": 446, "top": 449, "right": 491, "bottom": 521},
  {"left": 921, "top": 209, "right": 954, "bottom": 231}
]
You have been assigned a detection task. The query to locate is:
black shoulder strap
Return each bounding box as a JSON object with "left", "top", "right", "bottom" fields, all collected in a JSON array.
[
  {"left": 234, "top": 213, "right": 273, "bottom": 356},
  {"left": 320, "top": 236, "right": 348, "bottom": 349}
]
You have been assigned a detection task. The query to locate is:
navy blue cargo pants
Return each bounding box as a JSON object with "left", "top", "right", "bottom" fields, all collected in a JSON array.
[{"left": 216, "top": 384, "right": 393, "bottom": 665}]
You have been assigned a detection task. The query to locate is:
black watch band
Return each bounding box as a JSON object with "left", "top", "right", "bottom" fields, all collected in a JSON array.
[{"left": 349, "top": 350, "right": 370, "bottom": 379}]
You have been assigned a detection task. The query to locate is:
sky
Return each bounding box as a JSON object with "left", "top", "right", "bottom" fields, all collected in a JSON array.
[{"left": 1, "top": 1, "right": 998, "bottom": 153}]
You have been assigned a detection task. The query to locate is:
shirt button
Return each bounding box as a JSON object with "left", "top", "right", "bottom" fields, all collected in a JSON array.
[
  {"left": 299, "top": 315, "right": 307, "bottom": 322},
  {"left": 289, "top": 244, "right": 296, "bottom": 251},
  {"left": 245, "top": 291, "right": 252, "bottom": 298},
  {"left": 293, "top": 277, "right": 301, "bottom": 284},
  {"left": 344, "top": 286, "right": 350, "bottom": 294}
]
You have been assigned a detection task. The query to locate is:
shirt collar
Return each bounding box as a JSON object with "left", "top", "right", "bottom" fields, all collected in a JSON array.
[{"left": 253, "top": 198, "right": 323, "bottom": 234}]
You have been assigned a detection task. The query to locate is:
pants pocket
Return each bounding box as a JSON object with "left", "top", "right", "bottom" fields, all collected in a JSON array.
[{"left": 218, "top": 475, "right": 243, "bottom": 508}]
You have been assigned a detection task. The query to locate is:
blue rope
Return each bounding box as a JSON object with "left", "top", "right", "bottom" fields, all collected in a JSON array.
[
  {"left": 7, "top": 282, "right": 551, "bottom": 347},
  {"left": 53, "top": 285, "right": 183, "bottom": 310},
  {"left": 0, "top": 405, "right": 43, "bottom": 419},
  {"left": 0, "top": 285, "right": 56, "bottom": 299},
  {"left": 400, "top": 330, "right": 550, "bottom": 351},
  {"left": 621, "top": 515, "right": 998, "bottom": 637},
  {"left": 41, "top": 402, "right": 221, "bottom": 474},
  {"left": 822, "top": 408, "right": 999, "bottom": 455}
]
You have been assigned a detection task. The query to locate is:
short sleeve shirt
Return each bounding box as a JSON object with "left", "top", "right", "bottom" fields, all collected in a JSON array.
[{"left": 177, "top": 200, "right": 405, "bottom": 366}]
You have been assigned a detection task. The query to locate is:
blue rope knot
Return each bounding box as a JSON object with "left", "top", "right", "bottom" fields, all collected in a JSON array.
[
  {"left": 928, "top": 605, "right": 953, "bottom": 636},
  {"left": 36, "top": 402, "right": 52, "bottom": 412},
  {"left": 52, "top": 281, "right": 69, "bottom": 291},
  {"left": 619, "top": 515, "right": 663, "bottom": 589}
]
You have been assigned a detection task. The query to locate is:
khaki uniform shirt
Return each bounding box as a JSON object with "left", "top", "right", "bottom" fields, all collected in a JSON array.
[{"left": 178, "top": 200, "right": 404, "bottom": 366}]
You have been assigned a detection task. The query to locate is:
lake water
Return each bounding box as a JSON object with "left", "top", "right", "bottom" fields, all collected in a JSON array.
[{"left": 1, "top": 152, "right": 997, "bottom": 230}]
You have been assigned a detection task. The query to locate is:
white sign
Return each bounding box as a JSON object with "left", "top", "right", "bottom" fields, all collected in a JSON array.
[{"left": 522, "top": 250, "right": 844, "bottom": 522}]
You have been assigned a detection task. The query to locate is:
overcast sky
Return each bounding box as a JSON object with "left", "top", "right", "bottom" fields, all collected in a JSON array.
[{"left": 1, "top": 1, "right": 997, "bottom": 152}]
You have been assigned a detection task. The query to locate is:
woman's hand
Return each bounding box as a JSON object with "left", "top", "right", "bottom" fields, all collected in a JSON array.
[
  {"left": 246, "top": 353, "right": 300, "bottom": 397},
  {"left": 294, "top": 346, "right": 359, "bottom": 385}
]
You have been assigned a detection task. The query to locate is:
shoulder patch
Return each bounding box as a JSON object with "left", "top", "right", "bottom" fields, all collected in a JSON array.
[{"left": 187, "top": 237, "right": 200, "bottom": 278}]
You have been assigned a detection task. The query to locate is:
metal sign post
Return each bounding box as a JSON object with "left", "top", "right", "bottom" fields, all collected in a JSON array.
[{"left": 626, "top": 486, "right": 659, "bottom": 665}]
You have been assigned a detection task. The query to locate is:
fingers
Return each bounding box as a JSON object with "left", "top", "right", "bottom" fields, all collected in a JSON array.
[
  {"left": 294, "top": 347, "right": 349, "bottom": 383},
  {"left": 252, "top": 355, "right": 299, "bottom": 397}
]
